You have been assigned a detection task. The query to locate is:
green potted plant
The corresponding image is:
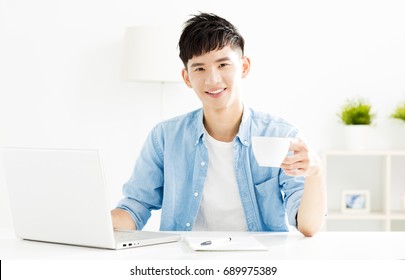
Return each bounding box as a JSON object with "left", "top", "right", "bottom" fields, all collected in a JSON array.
[
  {"left": 338, "top": 98, "right": 375, "bottom": 125},
  {"left": 390, "top": 102, "right": 405, "bottom": 123},
  {"left": 337, "top": 97, "right": 376, "bottom": 150},
  {"left": 389, "top": 101, "right": 405, "bottom": 149}
]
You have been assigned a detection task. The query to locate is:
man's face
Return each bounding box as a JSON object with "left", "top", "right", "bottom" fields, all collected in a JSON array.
[{"left": 182, "top": 45, "right": 250, "bottom": 112}]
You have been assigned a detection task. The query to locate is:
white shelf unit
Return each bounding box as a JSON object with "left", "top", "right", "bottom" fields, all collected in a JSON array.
[{"left": 322, "top": 150, "right": 405, "bottom": 231}]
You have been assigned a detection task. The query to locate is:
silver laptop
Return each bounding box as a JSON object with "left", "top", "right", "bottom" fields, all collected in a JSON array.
[{"left": 0, "top": 148, "right": 181, "bottom": 250}]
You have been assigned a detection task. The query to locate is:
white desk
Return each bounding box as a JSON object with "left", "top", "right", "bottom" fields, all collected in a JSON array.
[{"left": 1, "top": 229, "right": 405, "bottom": 260}]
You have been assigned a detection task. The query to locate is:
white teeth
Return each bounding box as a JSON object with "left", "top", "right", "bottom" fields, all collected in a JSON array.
[{"left": 208, "top": 89, "right": 224, "bottom": 95}]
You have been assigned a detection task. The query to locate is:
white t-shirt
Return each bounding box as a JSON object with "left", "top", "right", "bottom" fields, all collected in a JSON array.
[{"left": 193, "top": 131, "right": 248, "bottom": 231}]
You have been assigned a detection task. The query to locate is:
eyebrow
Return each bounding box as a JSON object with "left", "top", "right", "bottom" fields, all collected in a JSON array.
[{"left": 189, "top": 57, "right": 232, "bottom": 68}]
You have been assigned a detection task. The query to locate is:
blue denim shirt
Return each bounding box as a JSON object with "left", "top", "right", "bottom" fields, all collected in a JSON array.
[{"left": 117, "top": 107, "right": 305, "bottom": 232}]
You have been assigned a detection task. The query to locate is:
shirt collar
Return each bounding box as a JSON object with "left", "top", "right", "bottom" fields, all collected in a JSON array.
[
  {"left": 194, "top": 108, "right": 205, "bottom": 146},
  {"left": 193, "top": 106, "right": 252, "bottom": 147},
  {"left": 236, "top": 106, "right": 251, "bottom": 146}
]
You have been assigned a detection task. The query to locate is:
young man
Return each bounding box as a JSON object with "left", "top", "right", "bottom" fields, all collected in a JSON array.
[{"left": 112, "top": 12, "right": 326, "bottom": 237}]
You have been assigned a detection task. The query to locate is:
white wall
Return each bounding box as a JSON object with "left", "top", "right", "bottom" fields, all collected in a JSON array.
[{"left": 1, "top": 0, "right": 405, "bottom": 230}]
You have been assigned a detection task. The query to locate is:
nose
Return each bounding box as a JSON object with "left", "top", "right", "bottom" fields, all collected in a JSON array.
[{"left": 204, "top": 68, "right": 221, "bottom": 85}]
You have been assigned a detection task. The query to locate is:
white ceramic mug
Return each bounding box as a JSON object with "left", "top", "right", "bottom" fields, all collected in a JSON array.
[{"left": 251, "top": 136, "right": 291, "bottom": 167}]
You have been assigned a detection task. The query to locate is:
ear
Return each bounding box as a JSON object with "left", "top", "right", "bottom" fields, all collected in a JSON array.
[
  {"left": 182, "top": 68, "right": 193, "bottom": 88},
  {"left": 241, "top": 56, "right": 251, "bottom": 78}
]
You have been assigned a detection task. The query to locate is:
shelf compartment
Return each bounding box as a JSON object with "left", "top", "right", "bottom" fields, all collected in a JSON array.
[
  {"left": 390, "top": 219, "right": 405, "bottom": 231},
  {"left": 390, "top": 156, "right": 405, "bottom": 213},
  {"left": 324, "top": 154, "right": 386, "bottom": 213},
  {"left": 326, "top": 211, "right": 386, "bottom": 220},
  {"left": 322, "top": 149, "right": 405, "bottom": 231},
  {"left": 325, "top": 219, "right": 386, "bottom": 231}
]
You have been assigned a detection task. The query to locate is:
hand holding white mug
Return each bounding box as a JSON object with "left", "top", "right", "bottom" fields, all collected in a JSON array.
[{"left": 281, "top": 139, "right": 321, "bottom": 177}]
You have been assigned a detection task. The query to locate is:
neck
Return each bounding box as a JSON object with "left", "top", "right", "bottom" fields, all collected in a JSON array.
[{"left": 203, "top": 104, "right": 243, "bottom": 142}]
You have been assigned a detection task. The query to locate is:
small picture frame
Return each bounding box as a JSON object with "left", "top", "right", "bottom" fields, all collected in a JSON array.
[{"left": 341, "top": 190, "right": 370, "bottom": 213}]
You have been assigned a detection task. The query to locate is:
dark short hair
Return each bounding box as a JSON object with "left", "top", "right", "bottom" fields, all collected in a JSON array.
[{"left": 178, "top": 12, "right": 245, "bottom": 68}]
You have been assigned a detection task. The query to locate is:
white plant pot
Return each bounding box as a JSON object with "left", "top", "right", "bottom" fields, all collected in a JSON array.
[
  {"left": 390, "top": 120, "right": 405, "bottom": 149},
  {"left": 344, "top": 125, "right": 371, "bottom": 150}
]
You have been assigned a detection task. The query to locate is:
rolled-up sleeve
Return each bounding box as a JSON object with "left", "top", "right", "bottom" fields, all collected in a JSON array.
[
  {"left": 116, "top": 126, "right": 164, "bottom": 230},
  {"left": 279, "top": 171, "right": 305, "bottom": 228}
]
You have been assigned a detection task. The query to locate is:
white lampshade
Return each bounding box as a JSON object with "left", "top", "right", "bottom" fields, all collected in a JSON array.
[{"left": 121, "top": 25, "right": 183, "bottom": 82}]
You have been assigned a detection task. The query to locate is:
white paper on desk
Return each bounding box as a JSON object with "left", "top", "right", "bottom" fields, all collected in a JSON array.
[{"left": 184, "top": 236, "right": 268, "bottom": 251}]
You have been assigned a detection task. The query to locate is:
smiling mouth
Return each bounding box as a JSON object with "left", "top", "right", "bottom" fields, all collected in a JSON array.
[{"left": 206, "top": 88, "right": 226, "bottom": 95}]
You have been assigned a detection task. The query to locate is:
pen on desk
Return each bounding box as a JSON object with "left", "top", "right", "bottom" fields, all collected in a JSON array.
[{"left": 200, "top": 237, "right": 232, "bottom": 246}]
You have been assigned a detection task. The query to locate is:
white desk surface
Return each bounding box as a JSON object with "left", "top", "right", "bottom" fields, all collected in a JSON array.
[{"left": 1, "top": 229, "right": 405, "bottom": 260}]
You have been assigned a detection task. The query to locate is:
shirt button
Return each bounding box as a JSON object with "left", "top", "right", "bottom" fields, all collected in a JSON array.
[
  {"left": 194, "top": 192, "right": 199, "bottom": 197},
  {"left": 186, "top": 223, "right": 191, "bottom": 227},
  {"left": 200, "top": 161, "right": 206, "bottom": 166},
  {"left": 244, "top": 140, "right": 249, "bottom": 145}
]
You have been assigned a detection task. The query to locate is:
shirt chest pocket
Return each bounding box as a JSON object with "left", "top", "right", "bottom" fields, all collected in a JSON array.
[{"left": 254, "top": 176, "right": 287, "bottom": 231}]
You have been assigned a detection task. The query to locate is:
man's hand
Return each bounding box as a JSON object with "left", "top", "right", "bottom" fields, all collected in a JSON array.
[
  {"left": 111, "top": 208, "right": 136, "bottom": 230},
  {"left": 280, "top": 139, "right": 321, "bottom": 177}
]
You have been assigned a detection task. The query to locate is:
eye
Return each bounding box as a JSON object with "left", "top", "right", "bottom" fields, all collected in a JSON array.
[
  {"left": 194, "top": 67, "right": 204, "bottom": 72},
  {"left": 219, "top": 63, "right": 229, "bottom": 68}
]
